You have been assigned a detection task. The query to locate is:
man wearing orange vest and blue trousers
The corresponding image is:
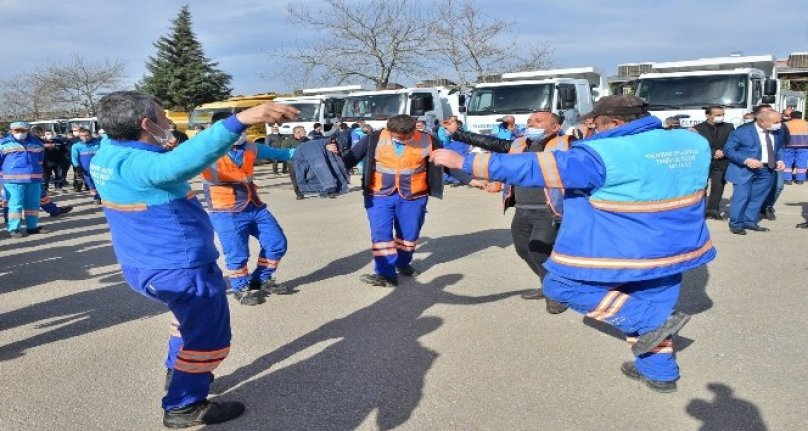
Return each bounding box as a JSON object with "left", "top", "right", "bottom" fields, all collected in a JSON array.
[
  {"left": 90, "top": 91, "right": 299, "bottom": 428},
  {"left": 783, "top": 110, "right": 808, "bottom": 184},
  {"left": 431, "top": 96, "right": 716, "bottom": 393},
  {"left": 336, "top": 114, "right": 484, "bottom": 287},
  {"left": 200, "top": 112, "right": 312, "bottom": 306},
  {"left": 0, "top": 121, "right": 48, "bottom": 237}
]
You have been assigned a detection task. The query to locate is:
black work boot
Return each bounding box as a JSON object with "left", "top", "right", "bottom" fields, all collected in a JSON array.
[
  {"left": 163, "top": 399, "right": 245, "bottom": 428},
  {"left": 233, "top": 289, "right": 265, "bottom": 305},
  {"left": 545, "top": 299, "right": 568, "bottom": 314},
  {"left": 259, "top": 278, "right": 294, "bottom": 295},
  {"left": 8, "top": 230, "right": 26, "bottom": 238},
  {"left": 632, "top": 311, "right": 690, "bottom": 356},
  {"left": 26, "top": 227, "right": 49, "bottom": 234},
  {"left": 359, "top": 273, "right": 398, "bottom": 287},
  {"left": 396, "top": 265, "right": 420, "bottom": 277},
  {"left": 620, "top": 361, "right": 677, "bottom": 393},
  {"left": 51, "top": 205, "right": 73, "bottom": 217}
]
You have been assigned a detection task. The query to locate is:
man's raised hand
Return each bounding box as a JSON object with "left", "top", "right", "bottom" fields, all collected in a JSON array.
[{"left": 236, "top": 103, "right": 300, "bottom": 126}]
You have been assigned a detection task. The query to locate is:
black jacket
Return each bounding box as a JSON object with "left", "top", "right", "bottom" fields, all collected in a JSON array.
[
  {"left": 693, "top": 121, "right": 735, "bottom": 169},
  {"left": 451, "top": 129, "right": 577, "bottom": 211},
  {"left": 341, "top": 130, "right": 472, "bottom": 199}
]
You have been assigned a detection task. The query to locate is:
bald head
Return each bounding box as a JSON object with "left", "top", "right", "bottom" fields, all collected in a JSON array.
[
  {"left": 526, "top": 111, "right": 561, "bottom": 138},
  {"left": 756, "top": 110, "right": 782, "bottom": 131}
]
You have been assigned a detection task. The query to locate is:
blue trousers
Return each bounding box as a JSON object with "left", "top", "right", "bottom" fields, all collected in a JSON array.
[
  {"left": 83, "top": 171, "right": 101, "bottom": 202},
  {"left": 365, "top": 194, "right": 427, "bottom": 278},
  {"left": 1, "top": 185, "right": 60, "bottom": 222},
  {"left": 122, "top": 263, "right": 231, "bottom": 411},
  {"left": 783, "top": 148, "right": 808, "bottom": 182},
  {"left": 3, "top": 182, "right": 40, "bottom": 232},
  {"left": 543, "top": 272, "right": 682, "bottom": 382},
  {"left": 209, "top": 203, "right": 287, "bottom": 292},
  {"left": 729, "top": 168, "right": 774, "bottom": 229}
]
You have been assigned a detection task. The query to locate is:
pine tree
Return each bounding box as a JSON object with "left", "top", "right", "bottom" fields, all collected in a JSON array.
[{"left": 139, "top": 5, "right": 232, "bottom": 111}]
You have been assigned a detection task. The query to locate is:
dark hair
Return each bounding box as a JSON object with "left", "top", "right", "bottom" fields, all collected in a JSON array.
[
  {"left": 387, "top": 114, "right": 416, "bottom": 134},
  {"left": 78, "top": 127, "right": 92, "bottom": 134},
  {"left": 601, "top": 112, "right": 649, "bottom": 123},
  {"left": 339, "top": 123, "right": 349, "bottom": 130},
  {"left": 97, "top": 91, "right": 162, "bottom": 141},
  {"left": 791, "top": 111, "right": 802, "bottom": 119},
  {"left": 313, "top": 122, "right": 322, "bottom": 129},
  {"left": 350, "top": 123, "right": 360, "bottom": 129},
  {"left": 211, "top": 111, "right": 231, "bottom": 123},
  {"left": 752, "top": 104, "right": 772, "bottom": 115},
  {"left": 705, "top": 106, "right": 724, "bottom": 115}
]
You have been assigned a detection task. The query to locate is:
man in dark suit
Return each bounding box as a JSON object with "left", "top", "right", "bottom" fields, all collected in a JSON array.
[
  {"left": 693, "top": 106, "right": 735, "bottom": 219},
  {"left": 724, "top": 110, "right": 785, "bottom": 234}
]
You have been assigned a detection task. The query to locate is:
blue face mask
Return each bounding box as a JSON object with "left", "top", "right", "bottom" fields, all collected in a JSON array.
[{"left": 524, "top": 128, "right": 546, "bottom": 140}]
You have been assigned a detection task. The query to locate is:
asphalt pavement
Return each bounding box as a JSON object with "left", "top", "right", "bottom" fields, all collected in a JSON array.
[{"left": 1, "top": 166, "right": 806, "bottom": 431}]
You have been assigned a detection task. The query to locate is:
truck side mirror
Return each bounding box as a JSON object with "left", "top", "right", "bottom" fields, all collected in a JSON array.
[
  {"left": 458, "top": 94, "right": 466, "bottom": 106},
  {"left": 762, "top": 95, "right": 776, "bottom": 104},
  {"left": 411, "top": 97, "right": 425, "bottom": 115},
  {"left": 764, "top": 79, "right": 778, "bottom": 96},
  {"left": 459, "top": 106, "right": 467, "bottom": 113}
]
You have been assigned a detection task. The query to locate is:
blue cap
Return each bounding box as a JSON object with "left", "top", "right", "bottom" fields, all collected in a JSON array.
[{"left": 9, "top": 121, "right": 30, "bottom": 130}]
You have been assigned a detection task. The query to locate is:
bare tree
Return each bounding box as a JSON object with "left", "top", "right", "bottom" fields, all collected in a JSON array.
[
  {"left": 429, "top": 0, "right": 553, "bottom": 84},
  {"left": 0, "top": 72, "right": 59, "bottom": 121},
  {"left": 279, "top": 0, "right": 432, "bottom": 89},
  {"left": 39, "top": 54, "right": 126, "bottom": 115}
]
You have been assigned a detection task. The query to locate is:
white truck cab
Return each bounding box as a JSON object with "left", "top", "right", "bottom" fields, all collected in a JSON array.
[
  {"left": 340, "top": 87, "right": 457, "bottom": 131},
  {"left": 272, "top": 85, "right": 360, "bottom": 136},
  {"left": 634, "top": 55, "right": 779, "bottom": 127},
  {"left": 463, "top": 67, "right": 608, "bottom": 135},
  {"left": 29, "top": 119, "right": 69, "bottom": 135},
  {"left": 67, "top": 117, "right": 100, "bottom": 135}
]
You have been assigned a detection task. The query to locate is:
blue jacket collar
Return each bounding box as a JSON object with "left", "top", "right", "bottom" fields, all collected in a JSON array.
[
  {"left": 584, "top": 115, "right": 662, "bottom": 141},
  {"left": 109, "top": 139, "right": 167, "bottom": 153}
]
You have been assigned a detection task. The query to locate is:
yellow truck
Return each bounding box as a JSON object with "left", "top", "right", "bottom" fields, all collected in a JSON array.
[
  {"left": 165, "top": 110, "right": 189, "bottom": 132},
  {"left": 187, "top": 93, "right": 278, "bottom": 142}
]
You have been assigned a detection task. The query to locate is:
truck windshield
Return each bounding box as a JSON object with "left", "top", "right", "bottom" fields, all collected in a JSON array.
[
  {"left": 341, "top": 94, "right": 407, "bottom": 121},
  {"left": 282, "top": 102, "right": 320, "bottom": 122},
  {"left": 635, "top": 74, "right": 748, "bottom": 109},
  {"left": 189, "top": 108, "right": 234, "bottom": 127},
  {"left": 467, "top": 84, "right": 553, "bottom": 115},
  {"left": 68, "top": 120, "right": 97, "bottom": 132}
]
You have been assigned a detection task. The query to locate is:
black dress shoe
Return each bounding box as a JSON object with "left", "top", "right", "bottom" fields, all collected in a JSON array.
[
  {"left": 745, "top": 224, "right": 770, "bottom": 232},
  {"left": 705, "top": 211, "right": 725, "bottom": 220},
  {"left": 762, "top": 207, "right": 776, "bottom": 221},
  {"left": 632, "top": 311, "right": 690, "bottom": 356},
  {"left": 796, "top": 222, "right": 808, "bottom": 229},
  {"left": 621, "top": 362, "right": 677, "bottom": 393},
  {"left": 797, "top": 180, "right": 805, "bottom": 185},
  {"left": 729, "top": 227, "right": 747, "bottom": 235},
  {"left": 163, "top": 399, "right": 245, "bottom": 428},
  {"left": 785, "top": 180, "right": 793, "bottom": 185},
  {"left": 520, "top": 289, "right": 545, "bottom": 300}
]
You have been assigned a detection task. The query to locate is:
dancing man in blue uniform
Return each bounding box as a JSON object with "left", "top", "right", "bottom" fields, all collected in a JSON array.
[
  {"left": 91, "top": 91, "right": 298, "bottom": 428},
  {"left": 431, "top": 96, "right": 716, "bottom": 393}
]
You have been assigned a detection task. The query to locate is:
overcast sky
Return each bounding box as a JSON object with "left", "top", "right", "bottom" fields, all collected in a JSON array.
[{"left": 1, "top": 0, "right": 805, "bottom": 95}]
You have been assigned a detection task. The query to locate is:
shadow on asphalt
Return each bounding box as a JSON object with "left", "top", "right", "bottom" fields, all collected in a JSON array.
[
  {"left": 0, "top": 282, "right": 163, "bottom": 362},
  {"left": 205, "top": 274, "right": 522, "bottom": 431},
  {"left": 283, "top": 229, "right": 512, "bottom": 289},
  {"left": 686, "top": 383, "right": 767, "bottom": 431}
]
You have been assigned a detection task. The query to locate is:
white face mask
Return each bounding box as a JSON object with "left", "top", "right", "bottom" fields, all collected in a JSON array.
[
  {"left": 12, "top": 132, "right": 27, "bottom": 141},
  {"left": 712, "top": 116, "right": 725, "bottom": 124},
  {"left": 768, "top": 123, "right": 782, "bottom": 132},
  {"left": 524, "top": 127, "right": 546, "bottom": 140},
  {"left": 145, "top": 120, "right": 173, "bottom": 145}
]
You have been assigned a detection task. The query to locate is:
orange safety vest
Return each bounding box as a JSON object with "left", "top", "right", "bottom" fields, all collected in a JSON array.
[
  {"left": 501, "top": 135, "right": 571, "bottom": 215},
  {"left": 200, "top": 142, "right": 263, "bottom": 212},
  {"left": 370, "top": 129, "right": 432, "bottom": 199},
  {"left": 785, "top": 118, "right": 808, "bottom": 148}
]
